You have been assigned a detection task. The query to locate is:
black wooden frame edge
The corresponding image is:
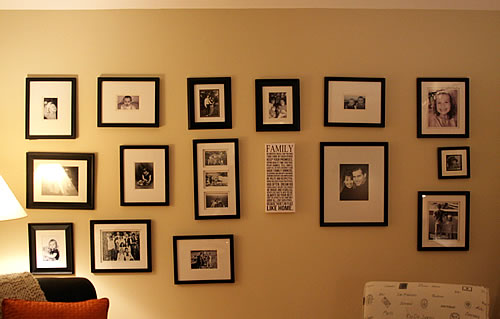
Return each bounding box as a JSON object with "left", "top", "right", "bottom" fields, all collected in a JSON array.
[
  {"left": 119, "top": 145, "right": 170, "bottom": 206},
  {"left": 26, "top": 152, "right": 95, "bottom": 210},
  {"left": 192, "top": 138, "right": 240, "bottom": 220},
  {"left": 255, "top": 78, "right": 300, "bottom": 132},
  {"left": 417, "top": 191, "right": 470, "bottom": 251},
  {"left": 437, "top": 146, "right": 471, "bottom": 179},
  {"left": 187, "top": 77, "right": 232, "bottom": 130},
  {"left": 25, "top": 77, "right": 77, "bottom": 139},
  {"left": 323, "top": 77, "right": 386, "bottom": 127},
  {"left": 90, "top": 219, "right": 152, "bottom": 273},
  {"left": 28, "top": 223, "right": 74, "bottom": 275},
  {"left": 173, "top": 234, "right": 235, "bottom": 284},
  {"left": 320, "top": 142, "right": 389, "bottom": 227},
  {"left": 97, "top": 77, "right": 160, "bottom": 127}
]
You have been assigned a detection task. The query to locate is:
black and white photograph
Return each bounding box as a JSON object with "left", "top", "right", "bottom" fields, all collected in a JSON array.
[
  {"left": 343, "top": 95, "right": 366, "bottom": 109},
  {"left": 135, "top": 162, "right": 154, "bottom": 189},
  {"left": 193, "top": 139, "right": 240, "bottom": 219},
  {"left": 43, "top": 97, "right": 58, "bottom": 119},
  {"left": 324, "top": 77, "right": 385, "bottom": 127},
  {"left": 321, "top": 142, "right": 388, "bottom": 226},
  {"left": 120, "top": 146, "right": 169, "bottom": 206},
  {"left": 117, "top": 95, "right": 140, "bottom": 110},
  {"left": 199, "top": 89, "right": 220, "bottom": 117},
  {"left": 91, "top": 220, "right": 152, "bottom": 273},
  {"left": 26, "top": 152, "right": 95, "bottom": 210},
  {"left": 417, "top": 78, "right": 469, "bottom": 138},
  {"left": 418, "top": 191, "right": 470, "bottom": 251},
  {"left": 191, "top": 250, "right": 218, "bottom": 269},
  {"left": 28, "top": 223, "right": 74, "bottom": 275},
  {"left": 438, "top": 146, "right": 470, "bottom": 179},
  {"left": 173, "top": 235, "right": 234, "bottom": 284},
  {"left": 339, "top": 164, "right": 369, "bottom": 201},
  {"left": 26, "top": 77, "right": 76, "bottom": 139},
  {"left": 204, "top": 150, "right": 228, "bottom": 166},
  {"left": 188, "top": 77, "right": 232, "bottom": 129},
  {"left": 255, "top": 79, "right": 300, "bottom": 131},
  {"left": 98, "top": 77, "right": 159, "bottom": 127},
  {"left": 204, "top": 171, "right": 228, "bottom": 187},
  {"left": 205, "top": 193, "right": 229, "bottom": 208}
]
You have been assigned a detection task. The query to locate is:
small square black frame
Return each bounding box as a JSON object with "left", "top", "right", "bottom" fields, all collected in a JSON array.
[{"left": 438, "top": 146, "right": 470, "bottom": 179}]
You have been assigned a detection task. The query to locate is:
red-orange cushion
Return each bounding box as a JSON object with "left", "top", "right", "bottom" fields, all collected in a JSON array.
[{"left": 2, "top": 298, "right": 109, "bottom": 319}]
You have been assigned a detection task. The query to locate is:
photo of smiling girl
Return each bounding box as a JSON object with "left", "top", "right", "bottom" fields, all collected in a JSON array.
[{"left": 428, "top": 90, "right": 458, "bottom": 127}]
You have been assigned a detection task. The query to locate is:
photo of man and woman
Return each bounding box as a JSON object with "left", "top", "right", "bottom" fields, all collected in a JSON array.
[
  {"left": 43, "top": 97, "right": 58, "bottom": 119},
  {"left": 343, "top": 95, "right": 366, "bottom": 110},
  {"left": 191, "top": 250, "right": 218, "bottom": 269},
  {"left": 427, "top": 89, "right": 459, "bottom": 128},
  {"left": 101, "top": 231, "right": 140, "bottom": 262},
  {"left": 200, "top": 89, "right": 220, "bottom": 118},
  {"left": 267, "top": 92, "right": 288, "bottom": 119},
  {"left": 428, "top": 201, "right": 459, "bottom": 240},
  {"left": 339, "top": 164, "right": 369, "bottom": 201},
  {"left": 135, "top": 162, "right": 154, "bottom": 189},
  {"left": 117, "top": 95, "right": 140, "bottom": 110}
]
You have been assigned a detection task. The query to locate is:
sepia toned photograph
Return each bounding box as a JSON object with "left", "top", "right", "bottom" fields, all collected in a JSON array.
[
  {"left": 438, "top": 146, "right": 470, "bottom": 179},
  {"left": 427, "top": 201, "right": 459, "bottom": 240},
  {"left": 267, "top": 92, "right": 288, "bottom": 119},
  {"left": 339, "top": 164, "right": 369, "bottom": 201},
  {"left": 343, "top": 95, "right": 366, "bottom": 110},
  {"left": 199, "top": 89, "right": 220, "bottom": 117},
  {"left": 446, "top": 155, "right": 462, "bottom": 171},
  {"left": 205, "top": 193, "right": 229, "bottom": 208},
  {"left": 191, "top": 250, "right": 218, "bottom": 269},
  {"left": 188, "top": 77, "right": 232, "bottom": 129},
  {"left": 204, "top": 150, "right": 228, "bottom": 166},
  {"left": 204, "top": 171, "right": 228, "bottom": 187},
  {"left": 43, "top": 97, "right": 58, "bottom": 119},
  {"left": 426, "top": 89, "right": 458, "bottom": 128},
  {"left": 117, "top": 95, "right": 140, "bottom": 110},
  {"left": 135, "top": 162, "right": 154, "bottom": 189}
]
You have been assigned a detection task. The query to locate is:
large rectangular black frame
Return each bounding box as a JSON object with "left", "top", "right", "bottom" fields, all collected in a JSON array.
[
  {"left": 193, "top": 138, "right": 240, "bottom": 219},
  {"left": 417, "top": 77, "right": 469, "bottom": 138},
  {"left": 320, "top": 142, "right": 388, "bottom": 226},
  {"left": 255, "top": 79, "right": 300, "bottom": 131},
  {"left": 28, "top": 223, "right": 74, "bottom": 275},
  {"left": 90, "top": 219, "right": 152, "bottom": 273},
  {"left": 26, "top": 77, "right": 77, "bottom": 139},
  {"left": 173, "top": 234, "right": 235, "bottom": 284},
  {"left": 26, "top": 152, "right": 95, "bottom": 210},
  {"left": 324, "top": 77, "right": 385, "bottom": 127},
  {"left": 437, "top": 146, "right": 470, "bottom": 179},
  {"left": 187, "top": 77, "right": 232, "bottom": 129},
  {"left": 417, "top": 191, "right": 470, "bottom": 251},
  {"left": 97, "top": 77, "right": 160, "bottom": 127},
  {"left": 120, "top": 145, "right": 170, "bottom": 206}
]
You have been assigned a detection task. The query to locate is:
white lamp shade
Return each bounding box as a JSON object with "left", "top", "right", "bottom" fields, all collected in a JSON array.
[{"left": 0, "top": 175, "right": 27, "bottom": 221}]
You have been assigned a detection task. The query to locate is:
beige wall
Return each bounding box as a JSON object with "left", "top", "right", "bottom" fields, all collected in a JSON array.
[{"left": 0, "top": 9, "right": 499, "bottom": 319}]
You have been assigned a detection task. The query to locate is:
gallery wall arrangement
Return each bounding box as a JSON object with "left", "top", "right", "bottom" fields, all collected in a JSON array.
[{"left": 1, "top": 8, "right": 498, "bottom": 319}]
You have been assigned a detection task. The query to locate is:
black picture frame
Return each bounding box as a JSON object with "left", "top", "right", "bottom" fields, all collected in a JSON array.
[
  {"left": 417, "top": 191, "right": 470, "bottom": 251},
  {"left": 25, "top": 77, "right": 77, "bottom": 139},
  {"left": 193, "top": 139, "right": 240, "bottom": 220},
  {"left": 438, "top": 146, "right": 470, "bottom": 179},
  {"left": 320, "top": 142, "right": 388, "bottom": 226},
  {"left": 324, "top": 77, "right": 385, "bottom": 127},
  {"left": 28, "top": 223, "right": 74, "bottom": 275},
  {"left": 417, "top": 77, "right": 469, "bottom": 138},
  {"left": 255, "top": 79, "right": 300, "bottom": 131},
  {"left": 97, "top": 77, "right": 160, "bottom": 127},
  {"left": 187, "top": 77, "right": 232, "bottom": 129},
  {"left": 120, "top": 145, "right": 170, "bottom": 206},
  {"left": 173, "top": 234, "right": 235, "bottom": 284},
  {"left": 90, "top": 220, "right": 152, "bottom": 273},
  {"left": 26, "top": 152, "right": 95, "bottom": 210}
]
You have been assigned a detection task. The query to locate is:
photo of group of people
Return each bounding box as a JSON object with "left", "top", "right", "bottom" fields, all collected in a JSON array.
[
  {"left": 343, "top": 95, "right": 366, "bottom": 110},
  {"left": 101, "top": 230, "right": 141, "bottom": 262},
  {"left": 428, "top": 201, "right": 459, "bottom": 240},
  {"left": 43, "top": 97, "right": 58, "bottom": 119},
  {"left": 191, "top": 250, "right": 218, "bottom": 269},
  {"left": 117, "top": 95, "right": 140, "bottom": 110},
  {"left": 199, "top": 89, "right": 220, "bottom": 118},
  {"left": 339, "top": 164, "right": 369, "bottom": 201},
  {"left": 266, "top": 92, "right": 288, "bottom": 119},
  {"left": 203, "top": 150, "right": 229, "bottom": 209},
  {"left": 135, "top": 162, "right": 154, "bottom": 189},
  {"left": 41, "top": 166, "right": 79, "bottom": 196},
  {"left": 426, "top": 88, "right": 459, "bottom": 128}
]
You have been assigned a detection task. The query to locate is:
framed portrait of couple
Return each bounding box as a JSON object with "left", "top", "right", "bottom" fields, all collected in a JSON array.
[{"left": 320, "top": 142, "right": 388, "bottom": 226}]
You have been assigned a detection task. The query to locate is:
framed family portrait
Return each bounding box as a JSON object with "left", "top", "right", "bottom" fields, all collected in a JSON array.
[
  {"left": 26, "top": 152, "right": 95, "bottom": 210},
  {"left": 90, "top": 220, "right": 152, "bottom": 273},
  {"left": 187, "top": 77, "right": 232, "bottom": 129},
  {"left": 173, "top": 234, "right": 234, "bottom": 284},
  {"left": 324, "top": 77, "right": 385, "bottom": 127},
  {"left": 28, "top": 223, "right": 74, "bottom": 275},
  {"left": 418, "top": 191, "right": 470, "bottom": 251},
  {"left": 97, "top": 77, "right": 160, "bottom": 127},
  {"left": 192, "top": 139, "right": 240, "bottom": 219},
  {"left": 438, "top": 146, "right": 470, "bottom": 179},
  {"left": 255, "top": 79, "right": 300, "bottom": 131},
  {"left": 120, "top": 145, "right": 169, "bottom": 206},
  {"left": 25, "top": 77, "right": 76, "bottom": 139},
  {"left": 320, "top": 142, "right": 388, "bottom": 226},
  {"left": 417, "top": 78, "right": 469, "bottom": 138}
]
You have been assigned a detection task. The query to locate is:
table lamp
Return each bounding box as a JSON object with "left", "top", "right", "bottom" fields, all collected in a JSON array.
[{"left": 0, "top": 175, "right": 27, "bottom": 221}]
